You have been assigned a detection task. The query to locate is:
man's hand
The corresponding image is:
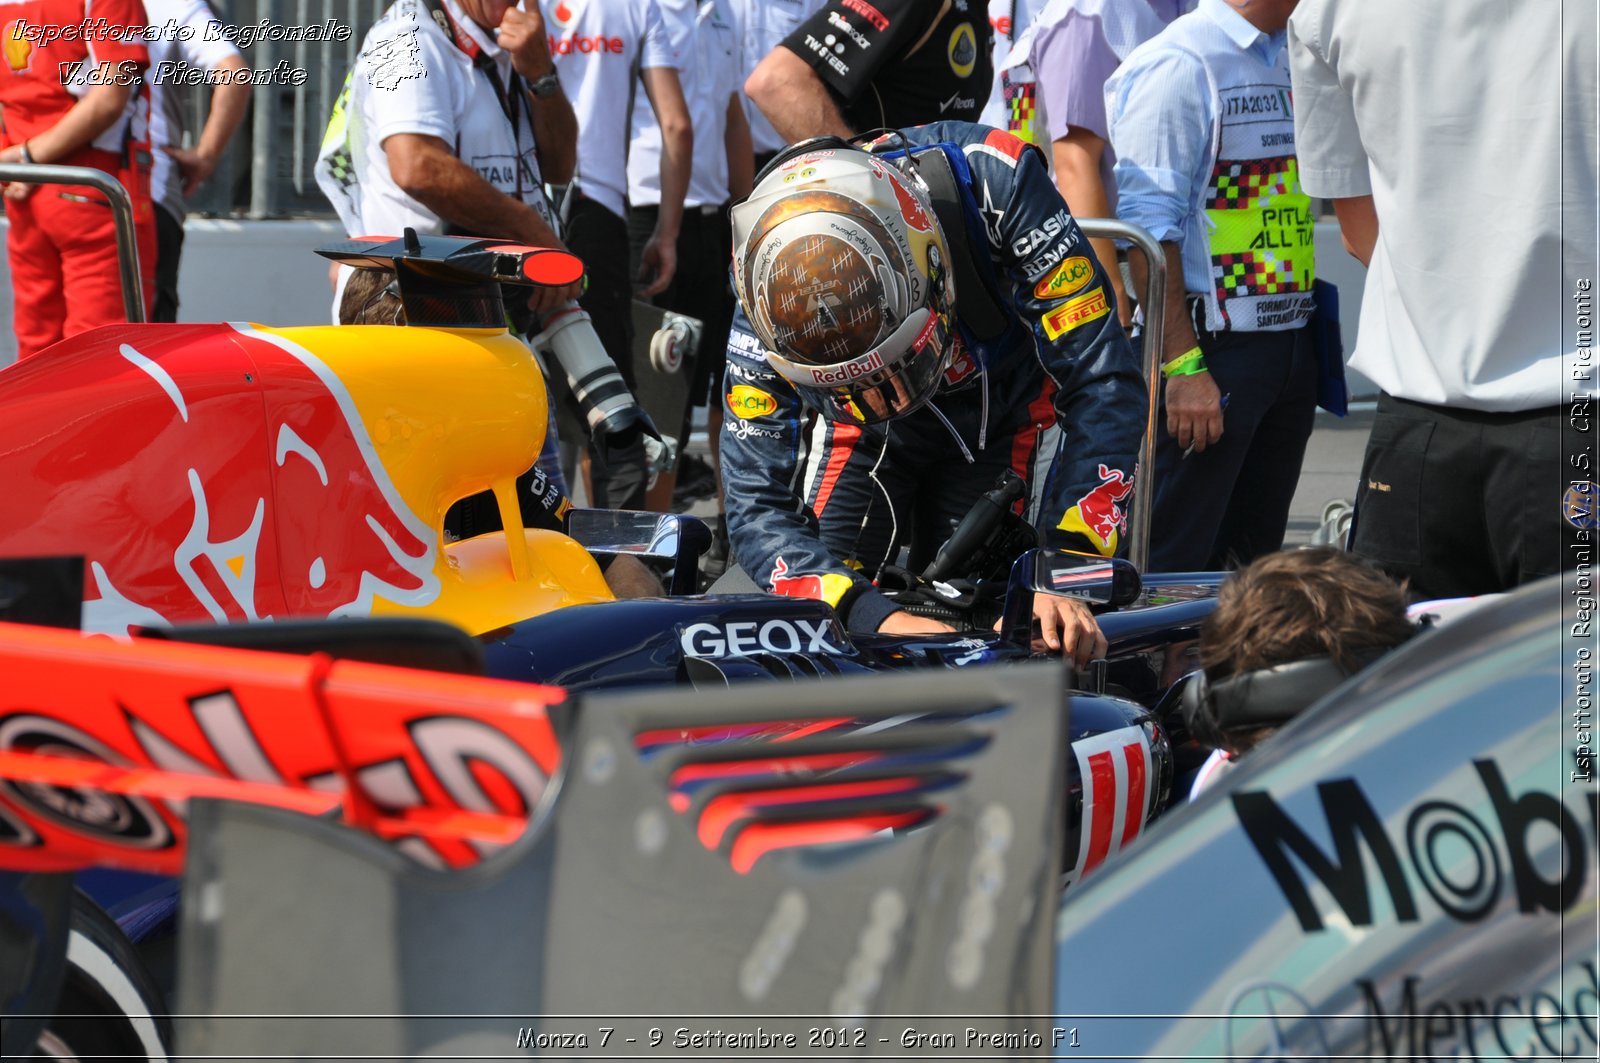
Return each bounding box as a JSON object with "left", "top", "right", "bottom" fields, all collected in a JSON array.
[
  {"left": 1165, "top": 371, "right": 1223, "bottom": 453},
  {"left": 602, "top": 554, "right": 664, "bottom": 599},
  {"left": 499, "top": 5, "right": 555, "bottom": 81},
  {"left": 1029, "top": 594, "right": 1108, "bottom": 668},
  {"left": 877, "top": 610, "right": 956, "bottom": 636},
  {"left": 526, "top": 278, "right": 583, "bottom": 317},
  {"left": 165, "top": 145, "right": 220, "bottom": 198},
  {"left": 637, "top": 232, "right": 676, "bottom": 298},
  {"left": 0, "top": 142, "right": 35, "bottom": 200}
]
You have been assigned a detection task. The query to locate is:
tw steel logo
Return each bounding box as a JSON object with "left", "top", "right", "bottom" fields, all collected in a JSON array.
[
  {"left": 1066, "top": 725, "right": 1152, "bottom": 884},
  {"left": 1235, "top": 762, "right": 1600, "bottom": 931}
]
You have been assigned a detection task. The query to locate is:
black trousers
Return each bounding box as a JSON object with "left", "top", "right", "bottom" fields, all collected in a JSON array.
[
  {"left": 152, "top": 203, "right": 183, "bottom": 323},
  {"left": 1148, "top": 318, "right": 1318, "bottom": 572},
  {"left": 561, "top": 194, "right": 647, "bottom": 509},
  {"left": 626, "top": 202, "right": 735, "bottom": 407},
  {"left": 1351, "top": 393, "right": 1575, "bottom": 599}
]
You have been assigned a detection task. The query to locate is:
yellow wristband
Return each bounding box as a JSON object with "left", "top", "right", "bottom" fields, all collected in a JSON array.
[{"left": 1161, "top": 346, "right": 1207, "bottom": 378}]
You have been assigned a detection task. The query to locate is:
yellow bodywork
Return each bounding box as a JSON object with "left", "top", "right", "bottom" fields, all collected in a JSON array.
[{"left": 258, "top": 322, "right": 614, "bottom": 635}]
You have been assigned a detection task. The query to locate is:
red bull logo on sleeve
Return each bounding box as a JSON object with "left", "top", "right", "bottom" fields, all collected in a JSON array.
[
  {"left": 1057, "top": 464, "right": 1135, "bottom": 556},
  {"left": 768, "top": 557, "right": 854, "bottom": 609}
]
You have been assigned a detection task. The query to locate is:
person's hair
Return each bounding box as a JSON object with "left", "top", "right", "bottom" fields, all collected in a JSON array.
[
  {"left": 1199, "top": 547, "right": 1414, "bottom": 681},
  {"left": 339, "top": 267, "right": 404, "bottom": 326}
]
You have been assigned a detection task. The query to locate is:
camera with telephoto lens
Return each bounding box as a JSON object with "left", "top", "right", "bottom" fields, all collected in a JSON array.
[{"left": 526, "top": 302, "right": 668, "bottom": 476}]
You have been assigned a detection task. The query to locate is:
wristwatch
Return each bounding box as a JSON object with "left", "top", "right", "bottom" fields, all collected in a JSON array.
[{"left": 529, "top": 71, "right": 562, "bottom": 98}]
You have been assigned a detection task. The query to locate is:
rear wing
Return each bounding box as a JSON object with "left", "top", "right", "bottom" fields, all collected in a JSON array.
[
  {"left": 175, "top": 664, "right": 1067, "bottom": 1055},
  {"left": 0, "top": 620, "right": 565, "bottom": 875},
  {"left": 316, "top": 229, "right": 584, "bottom": 328}
]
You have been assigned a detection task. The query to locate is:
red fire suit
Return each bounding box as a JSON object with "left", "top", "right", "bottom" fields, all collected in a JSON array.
[{"left": 0, "top": 0, "right": 156, "bottom": 358}]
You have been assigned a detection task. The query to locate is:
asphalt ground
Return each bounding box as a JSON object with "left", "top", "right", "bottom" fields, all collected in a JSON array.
[
  {"left": 1284, "top": 405, "right": 1374, "bottom": 544},
  {"left": 677, "top": 405, "right": 1376, "bottom": 549}
]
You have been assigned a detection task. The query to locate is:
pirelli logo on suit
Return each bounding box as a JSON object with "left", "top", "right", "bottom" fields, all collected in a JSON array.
[{"left": 1041, "top": 288, "right": 1110, "bottom": 340}]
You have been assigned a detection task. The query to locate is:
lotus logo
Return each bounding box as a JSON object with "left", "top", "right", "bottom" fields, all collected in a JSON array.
[
  {"left": 1222, "top": 980, "right": 1331, "bottom": 1061},
  {"left": 947, "top": 22, "right": 976, "bottom": 78}
]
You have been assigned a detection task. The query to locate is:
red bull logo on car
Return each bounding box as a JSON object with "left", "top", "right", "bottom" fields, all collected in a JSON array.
[
  {"left": 1058, "top": 464, "right": 1135, "bottom": 556},
  {"left": 0, "top": 318, "right": 608, "bottom": 636},
  {"left": 0, "top": 324, "right": 440, "bottom": 635}
]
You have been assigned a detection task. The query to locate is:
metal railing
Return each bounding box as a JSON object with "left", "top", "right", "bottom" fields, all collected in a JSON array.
[
  {"left": 1075, "top": 218, "right": 1164, "bottom": 575},
  {"left": 0, "top": 164, "right": 147, "bottom": 321},
  {"left": 176, "top": 0, "right": 382, "bottom": 217}
]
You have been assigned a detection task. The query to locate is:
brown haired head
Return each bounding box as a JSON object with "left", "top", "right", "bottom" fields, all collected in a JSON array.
[
  {"left": 339, "top": 267, "right": 404, "bottom": 326},
  {"left": 1200, "top": 547, "right": 1414, "bottom": 681}
]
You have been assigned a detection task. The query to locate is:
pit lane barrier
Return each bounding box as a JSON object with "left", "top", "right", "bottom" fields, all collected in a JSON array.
[{"left": 0, "top": 163, "right": 146, "bottom": 324}]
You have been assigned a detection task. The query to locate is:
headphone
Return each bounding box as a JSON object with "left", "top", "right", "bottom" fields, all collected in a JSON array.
[{"left": 1179, "top": 654, "right": 1371, "bottom": 749}]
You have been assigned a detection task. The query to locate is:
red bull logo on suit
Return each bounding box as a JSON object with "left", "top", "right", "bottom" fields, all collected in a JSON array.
[{"left": 1057, "top": 464, "right": 1135, "bottom": 556}]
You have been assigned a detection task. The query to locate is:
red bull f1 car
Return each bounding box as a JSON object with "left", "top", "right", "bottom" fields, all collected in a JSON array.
[
  {"left": 0, "top": 572, "right": 1589, "bottom": 1060},
  {"left": 0, "top": 225, "right": 1229, "bottom": 1057}
]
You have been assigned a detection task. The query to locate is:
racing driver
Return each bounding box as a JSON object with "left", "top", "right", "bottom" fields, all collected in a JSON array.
[{"left": 720, "top": 123, "right": 1147, "bottom": 665}]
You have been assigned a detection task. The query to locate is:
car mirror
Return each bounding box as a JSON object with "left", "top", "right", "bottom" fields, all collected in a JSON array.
[
  {"left": 564, "top": 510, "right": 712, "bottom": 595},
  {"left": 997, "top": 549, "right": 1143, "bottom": 644}
]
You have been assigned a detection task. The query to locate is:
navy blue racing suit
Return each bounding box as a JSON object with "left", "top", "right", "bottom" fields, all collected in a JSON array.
[{"left": 719, "top": 121, "right": 1147, "bottom": 634}]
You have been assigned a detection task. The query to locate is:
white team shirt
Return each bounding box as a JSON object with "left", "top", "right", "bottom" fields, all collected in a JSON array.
[
  {"left": 724, "top": 0, "right": 825, "bottom": 155},
  {"left": 142, "top": 0, "right": 242, "bottom": 219},
  {"left": 627, "top": 0, "right": 739, "bottom": 208},
  {"left": 547, "top": 0, "right": 681, "bottom": 220},
  {"left": 343, "top": 0, "right": 553, "bottom": 239},
  {"left": 1290, "top": 0, "right": 1597, "bottom": 409}
]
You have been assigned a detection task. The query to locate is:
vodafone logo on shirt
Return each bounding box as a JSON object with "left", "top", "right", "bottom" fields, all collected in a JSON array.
[
  {"left": 546, "top": 0, "right": 621, "bottom": 55},
  {"left": 549, "top": 33, "right": 621, "bottom": 54}
]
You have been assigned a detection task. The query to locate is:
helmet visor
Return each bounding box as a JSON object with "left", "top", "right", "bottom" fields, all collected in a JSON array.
[{"left": 764, "top": 307, "right": 953, "bottom": 424}]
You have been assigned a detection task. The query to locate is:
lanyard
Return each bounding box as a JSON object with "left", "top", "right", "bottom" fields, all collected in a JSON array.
[{"left": 418, "top": 0, "right": 532, "bottom": 199}]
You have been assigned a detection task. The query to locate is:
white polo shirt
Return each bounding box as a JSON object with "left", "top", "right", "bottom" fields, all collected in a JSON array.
[
  {"left": 341, "top": 0, "right": 554, "bottom": 239},
  {"left": 1290, "top": 0, "right": 1598, "bottom": 410},
  {"left": 725, "top": 0, "right": 825, "bottom": 155},
  {"left": 627, "top": 0, "right": 739, "bottom": 209},
  {"left": 548, "top": 0, "right": 681, "bottom": 220},
  {"left": 143, "top": 0, "right": 242, "bottom": 220}
]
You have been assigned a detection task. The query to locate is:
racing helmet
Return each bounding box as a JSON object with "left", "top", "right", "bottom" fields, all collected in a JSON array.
[{"left": 731, "top": 138, "right": 957, "bottom": 424}]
